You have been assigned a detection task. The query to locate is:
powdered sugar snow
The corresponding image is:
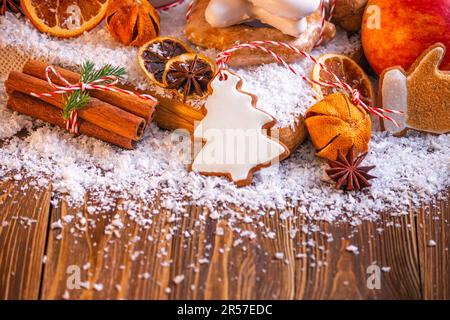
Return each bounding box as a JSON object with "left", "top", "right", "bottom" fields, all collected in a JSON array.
[{"left": 0, "top": 5, "right": 448, "bottom": 226}]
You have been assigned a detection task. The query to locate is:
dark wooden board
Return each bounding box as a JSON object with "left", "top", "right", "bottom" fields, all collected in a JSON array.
[
  {"left": 417, "top": 194, "right": 450, "bottom": 299},
  {"left": 0, "top": 175, "right": 448, "bottom": 299},
  {"left": 39, "top": 194, "right": 448, "bottom": 300},
  {"left": 0, "top": 177, "right": 51, "bottom": 299}
]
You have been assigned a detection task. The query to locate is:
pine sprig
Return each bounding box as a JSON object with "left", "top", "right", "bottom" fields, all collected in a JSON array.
[
  {"left": 62, "top": 91, "right": 90, "bottom": 119},
  {"left": 63, "top": 61, "right": 126, "bottom": 119},
  {"left": 80, "top": 61, "right": 126, "bottom": 84}
]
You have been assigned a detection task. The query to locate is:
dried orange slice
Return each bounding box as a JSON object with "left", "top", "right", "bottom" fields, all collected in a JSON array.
[
  {"left": 163, "top": 53, "right": 216, "bottom": 102},
  {"left": 311, "top": 53, "right": 375, "bottom": 107},
  {"left": 20, "top": 0, "right": 108, "bottom": 38},
  {"left": 138, "top": 37, "right": 192, "bottom": 87}
]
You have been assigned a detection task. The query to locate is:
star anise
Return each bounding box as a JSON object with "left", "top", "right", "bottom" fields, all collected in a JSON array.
[
  {"left": 165, "top": 54, "right": 214, "bottom": 102},
  {"left": 325, "top": 146, "right": 376, "bottom": 191},
  {"left": 0, "top": 0, "right": 22, "bottom": 15}
]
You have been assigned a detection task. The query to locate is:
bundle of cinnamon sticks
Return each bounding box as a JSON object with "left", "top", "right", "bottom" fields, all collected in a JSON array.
[{"left": 4, "top": 60, "right": 158, "bottom": 149}]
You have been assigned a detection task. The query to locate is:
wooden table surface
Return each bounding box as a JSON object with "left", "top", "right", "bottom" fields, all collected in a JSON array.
[{"left": 0, "top": 173, "right": 448, "bottom": 300}]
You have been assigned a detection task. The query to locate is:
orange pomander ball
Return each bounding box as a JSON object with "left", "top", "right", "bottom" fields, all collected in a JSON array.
[
  {"left": 106, "top": 0, "right": 160, "bottom": 46},
  {"left": 305, "top": 93, "right": 372, "bottom": 161}
]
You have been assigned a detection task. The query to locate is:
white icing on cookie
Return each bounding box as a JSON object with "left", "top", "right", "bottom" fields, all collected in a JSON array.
[
  {"left": 249, "top": 0, "right": 321, "bottom": 20},
  {"left": 381, "top": 69, "right": 408, "bottom": 134},
  {"left": 192, "top": 71, "right": 287, "bottom": 184},
  {"left": 205, "top": 0, "right": 252, "bottom": 28},
  {"left": 205, "top": 0, "right": 321, "bottom": 37},
  {"left": 251, "top": 6, "right": 308, "bottom": 36}
]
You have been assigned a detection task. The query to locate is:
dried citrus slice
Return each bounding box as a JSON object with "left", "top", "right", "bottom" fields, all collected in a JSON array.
[
  {"left": 138, "top": 37, "right": 192, "bottom": 87},
  {"left": 163, "top": 53, "right": 216, "bottom": 102},
  {"left": 311, "top": 53, "right": 375, "bottom": 107},
  {"left": 20, "top": 0, "right": 108, "bottom": 38}
]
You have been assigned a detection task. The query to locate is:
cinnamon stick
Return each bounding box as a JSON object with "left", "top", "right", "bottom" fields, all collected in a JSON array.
[
  {"left": 22, "top": 59, "right": 157, "bottom": 123},
  {"left": 5, "top": 71, "right": 145, "bottom": 141},
  {"left": 7, "top": 91, "right": 136, "bottom": 149}
]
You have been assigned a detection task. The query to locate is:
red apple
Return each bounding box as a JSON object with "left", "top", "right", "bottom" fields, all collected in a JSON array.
[{"left": 362, "top": 0, "right": 450, "bottom": 75}]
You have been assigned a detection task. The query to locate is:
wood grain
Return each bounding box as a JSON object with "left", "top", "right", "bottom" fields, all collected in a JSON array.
[
  {"left": 0, "top": 177, "right": 51, "bottom": 299},
  {"left": 417, "top": 194, "right": 450, "bottom": 300},
  {"left": 1, "top": 180, "right": 448, "bottom": 299},
  {"left": 41, "top": 196, "right": 202, "bottom": 299}
]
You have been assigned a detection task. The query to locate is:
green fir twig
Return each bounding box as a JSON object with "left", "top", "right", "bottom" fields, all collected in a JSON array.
[{"left": 62, "top": 61, "right": 126, "bottom": 120}]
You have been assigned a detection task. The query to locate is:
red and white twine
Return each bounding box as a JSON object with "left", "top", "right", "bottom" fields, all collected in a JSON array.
[
  {"left": 155, "top": 0, "right": 185, "bottom": 11},
  {"left": 316, "top": 0, "right": 336, "bottom": 46},
  {"left": 65, "top": 110, "right": 78, "bottom": 134},
  {"left": 186, "top": 0, "right": 194, "bottom": 21},
  {"left": 30, "top": 66, "right": 157, "bottom": 135},
  {"left": 216, "top": 41, "right": 402, "bottom": 127}
]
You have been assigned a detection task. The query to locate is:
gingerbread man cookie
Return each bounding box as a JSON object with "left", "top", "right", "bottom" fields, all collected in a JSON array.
[
  {"left": 205, "top": 0, "right": 321, "bottom": 37},
  {"left": 380, "top": 43, "right": 450, "bottom": 135},
  {"left": 186, "top": 0, "right": 336, "bottom": 67},
  {"left": 191, "top": 70, "right": 289, "bottom": 187}
]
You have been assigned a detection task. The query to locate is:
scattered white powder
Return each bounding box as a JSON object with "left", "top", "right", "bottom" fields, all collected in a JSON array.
[
  {"left": 62, "top": 290, "right": 70, "bottom": 300},
  {"left": 0, "top": 76, "right": 31, "bottom": 139},
  {"left": 274, "top": 252, "right": 284, "bottom": 260},
  {"left": 346, "top": 245, "right": 360, "bottom": 255},
  {"left": 173, "top": 274, "right": 185, "bottom": 284},
  {"left": 0, "top": 5, "right": 448, "bottom": 230},
  {"left": 50, "top": 219, "right": 63, "bottom": 230},
  {"left": 93, "top": 283, "right": 104, "bottom": 292},
  {"left": 215, "top": 227, "right": 224, "bottom": 236}
]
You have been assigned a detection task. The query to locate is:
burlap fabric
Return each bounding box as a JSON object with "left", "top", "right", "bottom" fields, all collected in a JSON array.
[{"left": 0, "top": 45, "right": 30, "bottom": 76}]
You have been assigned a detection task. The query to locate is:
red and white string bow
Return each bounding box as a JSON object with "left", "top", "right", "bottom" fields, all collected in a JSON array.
[
  {"left": 30, "top": 66, "right": 157, "bottom": 135},
  {"left": 216, "top": 41, "right": 403, "bottom": 127}
]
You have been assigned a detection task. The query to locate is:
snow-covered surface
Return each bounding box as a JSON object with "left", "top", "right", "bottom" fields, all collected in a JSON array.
[{"left": 0, "top": 3, "right": 449, "bottom": 227}]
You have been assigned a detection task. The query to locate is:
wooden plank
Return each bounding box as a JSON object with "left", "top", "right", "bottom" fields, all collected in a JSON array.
[
  {"left": 186, "top": 208, "right": 298, "bottom": 300},
  {"left": 41, "top": 195, "right": 193, "bottom": 299},
  {"left": 290, "top": 209, "right": 421, "bottom": 299},
  {"left": 0, "top": 176, "right": 51, "bottom": 300},
  {"left": 167, "top": 206, "right": 422, "bottom": 299},
  {"left": 40, "top": 197, "right": 139, "bottom": 298},
  {"left": 167, "top": 206, "right": 216, "bottom": 300},
  {"left": 167, "top": 206, "right": 423, "bottom": 299},
  {"left": 250, "top": 208, "right": 296, "bottom": 299},
  {"left": 41, "top": 201, "right": 298, "bottom": 299},
  {"left": 39, "top": 193, "right": 450, "bottom": 300},
  {"left": 417, "top": 193, "right": 450, "bottom": 300}
]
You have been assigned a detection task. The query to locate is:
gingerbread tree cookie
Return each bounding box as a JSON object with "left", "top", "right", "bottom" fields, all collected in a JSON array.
[
  {"left": 191, "top": 70, "right": 289, "bottom": 186},
  {"left": 380, "top": 43, "right": 450, "bottom": 135}
]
